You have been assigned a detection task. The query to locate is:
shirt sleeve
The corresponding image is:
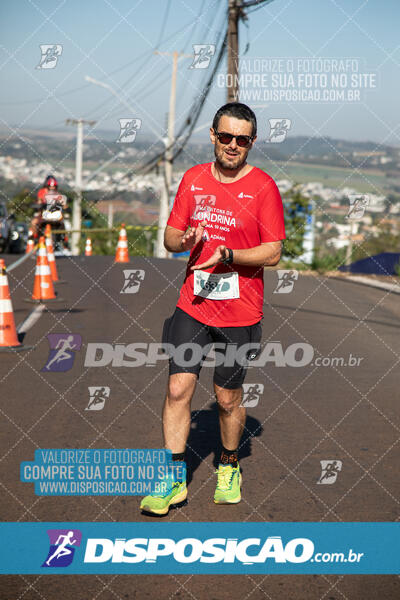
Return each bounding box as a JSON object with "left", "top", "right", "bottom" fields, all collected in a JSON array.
[
  {"left": 257, "top": 177, "right": 286, "bottom": 243},
  {"left": 166, "top": 173, "right": 191, "bottom": 232}
]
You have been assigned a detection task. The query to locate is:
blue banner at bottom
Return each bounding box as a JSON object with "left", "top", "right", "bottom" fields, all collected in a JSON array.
[{"left": 0, "top": 522, "right": 398, "bottom": 574}]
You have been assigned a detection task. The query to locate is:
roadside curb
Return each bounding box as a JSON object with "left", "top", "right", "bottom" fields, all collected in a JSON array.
[{"left": 331, "top": 275, "right": 400, "bottom": 295}]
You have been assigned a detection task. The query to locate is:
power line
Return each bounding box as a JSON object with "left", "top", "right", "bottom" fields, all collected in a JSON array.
[
  {"left": 86, "top": 2, "right": 217, "bottom": 131},
  {"left": 83, "top": 3, "right": 211, "bottom": 122},
  {"left": 245, "top": 0, "right": 277, "bottom": 14},
  {"left": 83, "top": 7, "right": 211, "bottom": 123},
  {"left": 176, "top": 0, "right": 225, "bottom": 111},
  {"left": 171, "top": 32, "right": 227, "bottom": 162},
  {"left": 133, "top": 0, "right": 271, "bottom": 172},
  {"left": 0, "top": 10, "right": 208, "bottom": 108},
  {"left": 154, "top": 0, "right": 172, "bottom": 50},
  {"left": 242, "top": 0, "right": 276, "bottom": 7},
  {"left": 85, "top": 0, "right": 173, "bottom": 120},
  {"left": 44, "top": 0, "right": 267, "bottom": 178},
  {"left": 83, "top": 55, "right": 159, "bottom": 120},
  {"left": 0, "top": 50, "right": 156, "bottom": 107},
  {"left": 171, "top": 7, "right": 228, "bottom": 140},
  {"left": 136, "top": 27, "right": 227, "bottom": 175}
]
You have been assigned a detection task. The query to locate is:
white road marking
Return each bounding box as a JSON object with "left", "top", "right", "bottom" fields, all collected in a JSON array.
[{"left": 17, "top": 304, "right": 46, "bottom": 334}]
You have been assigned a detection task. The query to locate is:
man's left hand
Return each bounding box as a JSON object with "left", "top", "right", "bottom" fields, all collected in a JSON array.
[{"left": 190, "top": 245, "right": 227, "bottom": 270}]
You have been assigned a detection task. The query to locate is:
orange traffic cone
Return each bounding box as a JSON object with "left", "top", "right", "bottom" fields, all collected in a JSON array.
[
  {"left": 85, "top": 238, "right": 92, "bottom": 256},
  {"left": 44, "top": 224, "right": 59, "bottom": 282},
  {"left": 26, "top": 237, "right": 61, "bottom": 302},
  {"left": 0, "top": 259, "right": 28, "bottom": 352},
  {"left": 26, "top": 228, "right": 35, "bottom": 254},
  {"left": 115, "top": 223, "right": 129, "bottom": 263}
]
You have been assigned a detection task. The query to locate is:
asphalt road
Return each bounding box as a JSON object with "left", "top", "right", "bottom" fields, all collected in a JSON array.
[{"left": 0, "top": 254, "right": 399, "bottom": 599}]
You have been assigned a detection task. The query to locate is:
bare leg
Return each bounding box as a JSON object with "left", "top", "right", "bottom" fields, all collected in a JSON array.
[
  {"left": 214, "top": 383, "right": 245, "bottom": 451},
  {"left": 31, "top": 216, "right": 40, "bottom": 238},
  {"left": 163, "top": 372, "right": 197, "bottom": 453}
]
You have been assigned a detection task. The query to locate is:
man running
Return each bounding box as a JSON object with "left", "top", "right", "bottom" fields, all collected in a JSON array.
[{"left": 140, "top": 102, "right": 285, "bottom": 515}]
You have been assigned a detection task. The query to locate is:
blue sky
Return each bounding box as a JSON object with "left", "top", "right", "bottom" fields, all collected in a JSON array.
[{"left": 0, "top": 0, "right": 399, "bottom": 145}]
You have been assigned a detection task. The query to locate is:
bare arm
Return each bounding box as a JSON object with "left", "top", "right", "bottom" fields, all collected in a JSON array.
[
  {"left": 228, "top": 241, "right": 282, "bottom": 267},
  {"left": 164, "top": 225, "right": 185, "bottom": 253},
  {"left": 190, "top": 241, "right": 282, "bottom": 270}
]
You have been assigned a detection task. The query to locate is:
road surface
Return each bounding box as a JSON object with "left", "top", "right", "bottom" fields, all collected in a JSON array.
[{"left": 0, "top": 254, "right": 399, "bottom": 599}]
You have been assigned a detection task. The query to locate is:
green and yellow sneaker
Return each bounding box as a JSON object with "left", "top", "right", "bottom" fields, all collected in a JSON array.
[
  {"left": 214, "top": 464, "right": 242, "bottom": 504},
  {"left": 140, "top": 481, "right": 187, "bottom": 516}
]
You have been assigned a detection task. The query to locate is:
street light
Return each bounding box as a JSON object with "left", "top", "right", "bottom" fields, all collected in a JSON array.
[{"left": 85, "top": 75, "right": 168, "bottom": 258}]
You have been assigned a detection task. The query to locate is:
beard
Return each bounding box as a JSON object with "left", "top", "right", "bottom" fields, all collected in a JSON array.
[{"left": 214, "top": 143, "right": 249, "bottom": 171}]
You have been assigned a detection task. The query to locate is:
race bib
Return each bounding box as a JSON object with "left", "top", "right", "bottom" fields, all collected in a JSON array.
[{"left": 193, "top": 271, "right": 240, "bottom": 300}]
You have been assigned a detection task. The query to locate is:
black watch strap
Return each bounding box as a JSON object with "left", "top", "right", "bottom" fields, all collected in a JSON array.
[{"left": 222, "top": 247, "right": 233, "bottom": 265}]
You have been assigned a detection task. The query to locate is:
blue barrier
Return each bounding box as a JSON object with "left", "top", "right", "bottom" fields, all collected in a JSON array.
[{"left": 339, "top": 253, "right": 400, "bottom": 275}]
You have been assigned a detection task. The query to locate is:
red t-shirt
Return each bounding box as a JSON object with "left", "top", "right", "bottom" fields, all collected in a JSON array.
[
  {"left": 167, "top": 162, "right": 285, "bottom": 327},
  {"left": 37, "top": 187, "right": 48, "bottom": 204}
]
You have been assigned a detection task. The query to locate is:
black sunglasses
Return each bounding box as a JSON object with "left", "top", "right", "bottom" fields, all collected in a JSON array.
[{"left": 214, "top": 130, "right": 254, "bottom": 148}]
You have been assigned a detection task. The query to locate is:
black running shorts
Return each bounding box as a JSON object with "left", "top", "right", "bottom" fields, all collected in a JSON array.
[{"left": 162, "top": 307, "right": 262, "bottom": 390}]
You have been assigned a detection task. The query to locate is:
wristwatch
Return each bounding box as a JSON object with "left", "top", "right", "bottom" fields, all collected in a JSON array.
[{"left": 222, "top": 247, "right": 233, "bottom": 265}]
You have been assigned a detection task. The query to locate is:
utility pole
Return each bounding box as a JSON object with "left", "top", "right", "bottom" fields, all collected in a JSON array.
[
  {"left": 165, "top": 51, "right": 178, "bottom": 200},
  {"left": 66, "top": 118, "right": 96, "bottom": 255},
  {"left": 227, "top": 0, "right": 240, "bottom": 102},
  {"left": 227, "top": 0, "right": 275, "bottom": 102},
  {"left": 345, "top": 221, "right": 357, "bottom": 266},
  {"left": 154, "top": 50, "right": 192, "bottom": 258},
  {"left": 107, "top": 202, "right": 114, "bottom": 250}
]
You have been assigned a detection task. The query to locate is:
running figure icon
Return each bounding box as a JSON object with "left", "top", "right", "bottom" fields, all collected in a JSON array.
[
  {"left": 190, "top": 45, "right": 215, "bottom": 69},
  {"left": 116, "top": 119, "right": 142, "bottom": 143},
  {"left": 120, "top": 269, "right": 145, "bottom": 294},
  {"left": 317, "top": 460, "right": 343, "bottom": 484},
  {"left": 86, "top": 386, "right": 110, "bottom": 411},
  {"left": 45, "top": 531, "right": 77, "bottom": 566},
  {"left": 273, "top": 270, "right": 298, "bottom": 294},
  {"left": 44, "top": 335, "right": 77, "bottom": 371},
  {"left": 36, "top": 44, "right": 63, "bottom": 69}
]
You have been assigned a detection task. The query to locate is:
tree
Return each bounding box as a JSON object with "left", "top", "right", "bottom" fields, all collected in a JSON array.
[
  {"left": 7, "top": 188, "right": 37, "bottom": 222},
  {"left": 282, "top": 189, "right": 312, "bottom": 259},
  {"left": 352, "top": 224, "right": 400, "bottom": 262}
]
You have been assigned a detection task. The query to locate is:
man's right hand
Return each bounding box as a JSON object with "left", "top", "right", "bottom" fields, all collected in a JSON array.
[{"left": 181, "top": 220, "right": 207, "bottom": 251}]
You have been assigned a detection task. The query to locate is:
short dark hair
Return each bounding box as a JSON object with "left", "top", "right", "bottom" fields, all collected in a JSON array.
[{"left": 212, "top": 102, "right": 257, "bottom": 137}]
